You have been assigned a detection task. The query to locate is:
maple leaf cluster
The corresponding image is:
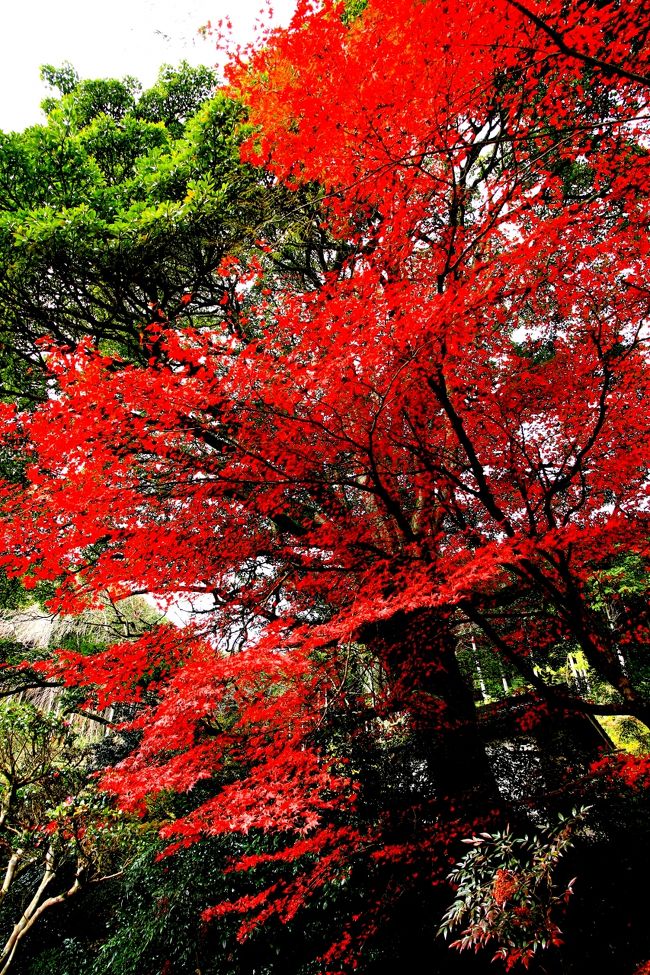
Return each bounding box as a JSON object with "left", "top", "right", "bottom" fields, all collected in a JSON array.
[{"left": 0, "top": 0, "right": 649, "bottom": 969}]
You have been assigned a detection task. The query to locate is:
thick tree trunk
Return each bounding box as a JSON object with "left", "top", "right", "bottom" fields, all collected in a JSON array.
[{"left": 364, "top": 608, "right": 504, "bottom": 819}]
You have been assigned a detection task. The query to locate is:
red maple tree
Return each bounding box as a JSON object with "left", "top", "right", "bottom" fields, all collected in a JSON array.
[{"left": 0, "top": 0, "right": 648, "bottom": 968}]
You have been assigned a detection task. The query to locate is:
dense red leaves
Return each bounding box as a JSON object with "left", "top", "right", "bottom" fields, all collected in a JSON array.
[
  {"left": 0, "top": 0, "right": 649, "bottom": 966},
  {"left": 591, "top": 753, "right": 650, "bottom": 791}
]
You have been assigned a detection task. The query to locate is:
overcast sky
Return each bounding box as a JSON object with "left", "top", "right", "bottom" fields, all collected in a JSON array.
[{"left": 0, "top": 0, "right": 295, "bottom": 132}]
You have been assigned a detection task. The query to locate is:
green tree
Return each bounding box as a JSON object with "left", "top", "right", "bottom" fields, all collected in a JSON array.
[{"left": 0, "top": 63, "right": 282, "bottom": 402}]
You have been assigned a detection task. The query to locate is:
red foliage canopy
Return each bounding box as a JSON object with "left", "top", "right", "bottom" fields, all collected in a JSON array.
[{"left": 1, "top": 0, "right": 649, "bottom": 966}]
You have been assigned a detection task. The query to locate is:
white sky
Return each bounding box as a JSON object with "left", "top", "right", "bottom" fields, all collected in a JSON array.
[{"left": 0, "top": 0, "right": 296, "bottom": 132}]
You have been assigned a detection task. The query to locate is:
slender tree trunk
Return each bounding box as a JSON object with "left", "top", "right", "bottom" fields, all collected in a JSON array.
[
  {"left": 0, "top": 847, "right": 83, "bottom": 975},
  {"left": 0, "top": 850, "right": 23, "bottom": 904}
]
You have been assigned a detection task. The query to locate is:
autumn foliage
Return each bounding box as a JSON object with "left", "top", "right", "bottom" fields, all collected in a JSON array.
[{"left": 0, "top": 0, "right": 649, "bottom": 969}]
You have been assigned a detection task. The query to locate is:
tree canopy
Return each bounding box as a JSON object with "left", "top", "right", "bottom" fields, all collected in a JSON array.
[
  {"left": 0, "top": 1, "right": 649, "bottom": 972},
  {"left": 0, "top": 60, "right": 336, "bottom": 403}
]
